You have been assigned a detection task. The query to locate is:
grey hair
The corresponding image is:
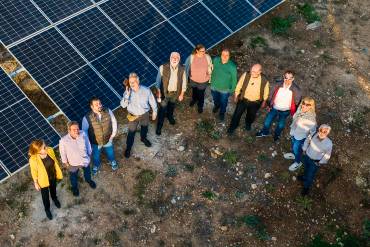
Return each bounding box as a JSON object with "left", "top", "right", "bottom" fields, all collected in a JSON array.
[
  {"left": 319, "top": 124, "right": 331, "bottom": 133},
  {"left": 129, "top": 72, "right": 140, "bottom": 83},
  {"left": 67, "top": 121, "right": 79, "bottom": 130}
]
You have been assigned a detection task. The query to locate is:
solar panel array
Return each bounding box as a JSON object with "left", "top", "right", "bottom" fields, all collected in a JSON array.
[
  {"left": 0, "top": 0, "right": 285, "bottom": 180},
  {"left": 0, "top": 69, "right": 60, "bottom": 182}
]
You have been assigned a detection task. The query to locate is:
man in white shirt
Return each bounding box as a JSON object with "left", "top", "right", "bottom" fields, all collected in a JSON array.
[{"left": 256, "top": 70, "right": 302, "bottom": 141}]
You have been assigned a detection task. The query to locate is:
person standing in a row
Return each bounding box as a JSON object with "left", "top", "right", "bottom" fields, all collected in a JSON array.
[
  {"left": 185, "top": 44, "right": 213, "bottom": 114},
  {"left": 121, "top": 73, "right": 157, "bottom": 158},
  {"left": 227, "top": 64, "right": 269, "bottom": 134},
  {"left": 155, "top": 52, "right": 187, "bottom": 135},
  {"left": 210, "top": 48, "right": 237, "bottom": 121},
  {"left": 29, "top": 140, "right": 63, "bottom": 220}
]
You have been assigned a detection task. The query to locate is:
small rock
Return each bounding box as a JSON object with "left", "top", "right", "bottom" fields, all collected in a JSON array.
[
  {"left": 264, "top": 173, "right": 271, "bottom": 179},
  {"left": 150, "top": 225, "right": 156, "bottom": 234},
  {"left": 220, "top": 226, "right": 228, "bottom": 231},
  {"left": 251, "top": 184, "right": 257, "bottom": 189},
  {"left": 171, "top": 198, "right": 176, "bottom": 204},
  {"left": 271, "top": 236, "right": 277, "bottom": 241},
  {"left": 272, "top": 151, "right": 277, "bottom": 157},
  {"left": 292, "top": 176, "right": 297, "bottom": 181},
  {"left": 177, "top": 146, "right": 185, "bottom": 152},
  {"left": 10, "top": 234, "right": 15, "bottom": 240},
  {"left": 306, "top": 21, "right": 321, "bottom": 30}
]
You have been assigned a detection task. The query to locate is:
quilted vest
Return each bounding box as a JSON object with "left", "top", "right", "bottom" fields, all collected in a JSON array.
[
  {"left": 86, "top": 108, "right": 112, "bottom": 145},
  {"left": 161, "top": 63, "right": 185, "bottom": 98}
]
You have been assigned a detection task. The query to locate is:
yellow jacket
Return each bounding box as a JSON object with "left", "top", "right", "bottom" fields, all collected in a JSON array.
[{"left": 29, "top": 147, "right": 63, "bottom": 188}]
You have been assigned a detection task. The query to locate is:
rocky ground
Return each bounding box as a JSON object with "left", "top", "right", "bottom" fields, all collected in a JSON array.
[{"left": 0, "top": 0, "right": 369, "bottom": 246}]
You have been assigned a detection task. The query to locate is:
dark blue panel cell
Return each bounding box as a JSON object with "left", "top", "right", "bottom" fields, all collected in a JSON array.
[
  {"left": 0, "top": 98, "right": 60, "bottom": 173},
  {"left": 10, "top": 28, "right": 85, "bottom": 88},
  {"left": 203, "top": 0, "right": 260, "bottom": 31},
  {"left": 92, "top": 43, "right": 158, "bottom": 94},
  {"left": 100, "top": 0, "right": 165, "bottom": 38},
  {"left": 248, "top": 0, "right": 284, "bottom": 13},
  {"left": 133, "top": 21, "right": 193, "bottom": 66},
  {"left": 0, "top": 0, "right": 49, "bottom": 45},
  {"left": 58, "top": 8, "right": 127, "bottom": 61},
  {"left": 170, "top": 3, "right": 231, "bottom": 49},
  {"left": 0, "top": 70, "right": 24, "bottom": 109},
  {"left": 33, "top": 0, "right": 92, "bottom": 23},
  {"left": 150, "top": 0, "right": 198, "bottom": 18},
  {"left": 44, "top": 66, "right": 120, "bottom": 121}
]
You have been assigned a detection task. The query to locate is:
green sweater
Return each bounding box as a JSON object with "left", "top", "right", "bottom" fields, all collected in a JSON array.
[{"left": 210, "top": 57, "right": 237, "bottom": 93}]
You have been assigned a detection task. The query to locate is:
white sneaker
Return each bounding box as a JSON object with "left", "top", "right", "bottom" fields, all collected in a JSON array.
[
  {"left": 283, "top": 153, "right": 295, "bottom": 160},
  {"left": 289, "top": 162, "right": 302, "bottom": 171}
]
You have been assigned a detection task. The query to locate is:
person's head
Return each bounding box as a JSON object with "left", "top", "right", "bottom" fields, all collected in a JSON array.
[
  {"left": 128, "top": 72, "right": 140, "bottom": 91},
  {"left": 220, "top": 48, "right": 230, "bottom": 64},
  {"left": 318, "top": 124, "right": 331, "bottom": 139},
  {"left": 170, "top": 52, "right": 180, "bottom": 67},
  {"left": 283, "top": 70, "right": 295, "bottom": 86},
  {"left": 89, "top": 96, "right": 102, "bottom": 113},
  {"left": 300, "top": 97, "right": 315, "bottom": 114},
  {"left": 68, "top": 121, "right": 80, "bottom": 139},
  {"left": 250, "top": 64, "right": 262, "bottom": 78},
  {"left": 28, "top": 139, "right": 46, "bottom": 157},
  {"left": 192, "top": 44, "right": 206, "bottom": 57}
]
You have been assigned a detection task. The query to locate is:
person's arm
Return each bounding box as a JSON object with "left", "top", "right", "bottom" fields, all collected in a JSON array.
[
  {"left": 230, "top": 64, "right": 238, "bottom": 93},
  {"left": 302, "top": 137, "right": 310, "bottom": 152},
  {"left": 59, "top": 139, "right": 69, "bottom": 167},
  {"left": 155, "top": 66, "right": 163, "bottom": 99},
  {"left": 109, "top": 109, "right": 118, "bottom": 141},
  {"left": 308, "top": 122, "right": 317, "bottom": 138},
  {"left": 179, "top": 70, "right": 187, "bottom": 101},
  {"left": 81, "top": 116, "right": 89, "bottom": 136},
  {"left": 261, "top": 81, "right": 270, "bottom": 108},
  {"left": 120, "top": 89, "right": 130, "bottom": 109},
  {"left": 29, "top": 158, "right": 40, "bottom": 191},
  {"left": 148, "top": 90, "right": 158, "bottom": 120},
  {"left": 184, "top": 55, "right": 191, "bottom": 78},
  {"left": 83, "top": 133, "right": 92, "bottom": 156},
  {"left": 234, "top": 72, "right": 246, "bottom": 102},
  {"left": 319, "top": 141, "right": 333, "bottom": 164}
]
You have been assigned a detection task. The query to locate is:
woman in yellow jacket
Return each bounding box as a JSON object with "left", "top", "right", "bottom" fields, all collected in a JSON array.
[{"left": 29, "top": 139, "right": 63, "bottom": 220}]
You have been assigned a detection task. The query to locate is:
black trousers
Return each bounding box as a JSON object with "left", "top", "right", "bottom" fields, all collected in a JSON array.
[
  {"left": 40, "top": 179, "right": 57, "bottom": 211},
  {"left": 229, "top": 99, "right": 261, "bottom": 131},
  {"left": 157, "top": 100, "right": 175, "bottom": 132},
  {"left": 191, "top": 87, "right": 206, "bottom": 110}
]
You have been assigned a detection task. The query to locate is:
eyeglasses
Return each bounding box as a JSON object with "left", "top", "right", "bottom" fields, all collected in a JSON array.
[
  {"left": 198, "top": 50, "right": 206, "bottom": 53},
  {"left": 302, "top": 102, "right": 311, "bottom": 107},
  {"left": 284, "top": 76, "right": 294, "bottom": 80},
  {"left": 319, "top": 129, "right": 329, "bottom": 134}
]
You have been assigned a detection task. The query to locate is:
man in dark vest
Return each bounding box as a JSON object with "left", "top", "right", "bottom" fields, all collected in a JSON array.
[
  {"left": 82, "top": 96, "right": 118, "bottom": 175},
  {"left": 227, "top": 64, "right": 270, "bottom": 134},
  {"left": 155, "top": 52, "right": 187, "bottom": 135}
]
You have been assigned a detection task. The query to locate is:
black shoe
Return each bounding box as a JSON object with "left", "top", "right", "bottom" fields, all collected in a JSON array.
[
  {"left": 273, "top": 135, "right": 280, "bottom": 142},
  {"left": 197, "top": 108, "right": 203, "bottom": 114},
  {"left": 141, "top": 138, "right": 152, "bottom": 147},
  {"left": 45, "top": 210, "right": 53, "bottom": 220},
  {"left": 212, "top": 106, "right": 220, "bottom": 113},
  {"left": 301, "top": 187, "right": 309, "bottom": 196},
  {"left": 72, "top": 188, "right": 79, "bottom": 197},
  {"left": 227, "top": 128, "right": 234, "bottom": 136},
  {"left": 155, "top": 129, "right": 161, "bottom": 136},
  {"left": 245, "top": 124, "right": 251, "bottom": 131},
  {"left": 168, "top": 117, "right": 176, "bottom": 125},
  {"left": 256, "top": 130, "right": 270, "bottom": 138},
  {"left": 88, "top": 180, "right": 96, "bottom": 189},
  {"left": 53, "top": 199, "right": 61, "bottom": 208},
  {"left": 219, "top": 113, "right": 225, "bottom": 121},
  {"left": 124, "top": 149, "right": 131, "bottom": 158},
  {"left": 189, "top": 100, "right": 196, "bottom": 107}
]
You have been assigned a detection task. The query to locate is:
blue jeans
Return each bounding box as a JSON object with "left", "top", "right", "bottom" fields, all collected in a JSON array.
[
  {"left": 261, "top": 108, "right": 290, "bottom": 138},
  {"left": 302, "top": 155, "right": 320, "bottom": 189},
  {"left": 92, "top": 141, "right": 116, "bottom": 169},
  {"left": 70, "top": 166, "right": 92, "bottom": 190},
  {"left": 291, "top": 136, "right": 305, "bottom": 163},
  {"left": 211, "top": 90, "right": 230, "bottom": 114}
]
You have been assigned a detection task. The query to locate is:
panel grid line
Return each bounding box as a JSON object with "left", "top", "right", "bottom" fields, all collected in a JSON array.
[
  {"left": 198, "top": 1, "right": 233, "bottom": 33},
  {"left": 246, "top": 0, "right": 263, "bottom": 14}
]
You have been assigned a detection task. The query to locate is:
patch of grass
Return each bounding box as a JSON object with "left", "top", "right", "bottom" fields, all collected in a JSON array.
[
  {"left": 165, "top": 165, "right": 177, "bottom": 177},
  {"left": 202, "top": 191, "right": 217, "bottom": 200},
  {"left": 223, "top": 150, "right": 238, "bottom": 166},
  {"left": 196, "top": 119, "right": 214, "bottom": 133},
  {"left": 235, "top": 190, "right": 246, "bottom": 199},
  {"left": 134, "top": 169, "right": 156, "bottom": 202},
  {"left": 307, "top": 227, "right": 367, "bottom": 247},
  {"left": 334, "top": 86, "right": 345, "bottom": 97},
  {"left": 314, "top": 39, "right": 324, "bottom": 48},
  {"left": 271, "top": 16, "right": 295, "bottom": 35},
  {"left": 320, "top": 52, "right": 334, "bottom": 63},
  {"left": 351, "top": 111, "right": 366, "bottom": 129},
  {"left": 240, "top": 215, "right": 270, "bottom": 240},
  {"left": 249, "top": 36, "right": 268, "bottom": 49},
  {"left": 57, "top": 231, "right": 65, "bottom": 239},
  {"left": 363, "top": 218, "right": 370, "bottom": 241},
  {"left": 123, "top": 208, "right": 136, "bottom": 216},
  {"left": 278, "top": 171, "right": 290, "bottom": 183},
  {"left": 297, "top": 3, "right": 321, "bottom": 23},
  {"left": 258, "top": 153, "right": 268, "bottom": 162},
  {"left": 184, "top": 164, "right": 195, "bottom": 172},
  {"left": 245, "top": 135, "right": 255, "bottom": 144},
  {"left": 104, "top": 230, "right": 120, "bottom": 246},
  {"left": 264, "top": 184, "right": 276, "bottom": 193},
  {"left": 210, "top": 130, "right": 222, "bottom": 140},
  {"left": 296, "top": 196, "right": 313, "bottom": 210}
]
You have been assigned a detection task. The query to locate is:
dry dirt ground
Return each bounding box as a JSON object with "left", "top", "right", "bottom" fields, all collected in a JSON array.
[{"left": 0, "top": 0, "right": 369, "bottom": 246}]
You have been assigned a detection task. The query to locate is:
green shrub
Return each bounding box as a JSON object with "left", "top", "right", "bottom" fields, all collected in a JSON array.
[
  {"left": 297, "top": 3, "right": 321, "bottom": 23},
  {"left": 271, "top": 16, "right": 295, "bottom": 35},
  {"left": 223, "top": 150, "right": 238, "bottom": 166},
  {"left": 250, "top": 36, "right": 268, "bottom": 49}
]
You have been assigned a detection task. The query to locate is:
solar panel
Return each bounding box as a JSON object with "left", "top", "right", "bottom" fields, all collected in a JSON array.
[
  {"left": 9, "top": 28, "right": 86, "bottom": 88},
  {"left": 0, "top": 161, "right": 9, "bottom": 182},
  {"left": 100, "top": 0, "right": 165, "bottom": 38},
  {"left": 170, "top": 3, "right": 231, "bottom": 48},
  {"left": 43, "top": 66, "right": 120, "bottom": 121},
  {"left": 249, "top": 0, "right": 283, "bottom": 13},
  {"left": 58, "top": 7, "right": 127, "bottom": 62},
  {"left": 0, "top": 0, "right": 49, "bottom": 45},
  {"left": 33, "top": 0, "right": 93, "bottom": 23},
  {"left": 202, "top": 0, "right": 261, "bottom": 31},
  {"left": 150, "top": 0, "right": 199, "bottom": 18},
  {"left": 92, "top": 42, "right": 158, "bottom": 95},
  {"left": 133, "top": 21, "right": 193, "bottom": 66},
  {"left": 0, "top": 69, "right": 60, "bottom": 175}
]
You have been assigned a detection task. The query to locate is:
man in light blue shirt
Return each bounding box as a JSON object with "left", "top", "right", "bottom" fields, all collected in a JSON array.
[{"left": 121, "top": 73, "right": 157, "bottom": 158}]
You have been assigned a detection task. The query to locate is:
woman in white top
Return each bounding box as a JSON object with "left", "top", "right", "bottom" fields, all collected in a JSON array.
[{"left": 285, "top": 97, "right": 317, "bottom": 171}]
